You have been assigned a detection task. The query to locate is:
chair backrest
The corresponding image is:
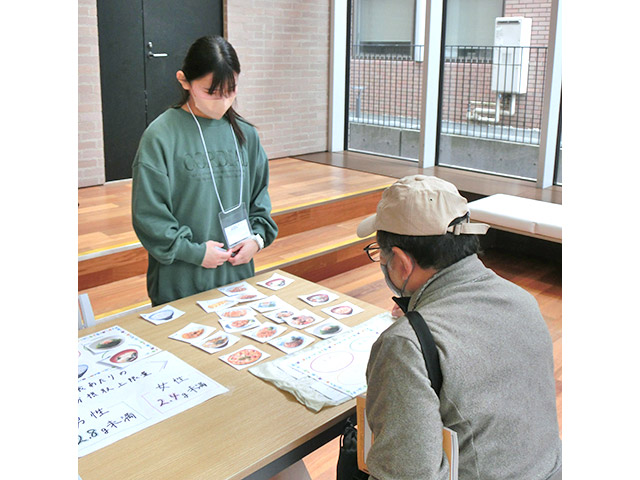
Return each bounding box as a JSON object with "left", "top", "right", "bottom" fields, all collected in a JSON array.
[{"left": 78, "top": 293, "right": 96, "bottom": 330}]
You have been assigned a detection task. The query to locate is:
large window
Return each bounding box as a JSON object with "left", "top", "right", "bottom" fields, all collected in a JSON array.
[
  {"left": 347, "top": 0, "right": 423, "bottom": 160},
  {"left": 438, "top": 0, "right": 552, "bottom": 180},
  {"left": 554, "top": 99, "right": 562, "bottom": 185},
  {"left": 341, "top": 0, "right": 561, "bottom": 186},
  {"left": 352, "top": 0, "right": 416, "bottom": 57},
  {"left": 445, "top": 0, "right": 503, "bottom": 61}
]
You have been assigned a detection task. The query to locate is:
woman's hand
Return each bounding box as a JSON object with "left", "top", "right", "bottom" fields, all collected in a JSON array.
[
  {"left": 228, "top": 238, "right": 260, "bottom": 266},
  {"left": 201, "top": 241, "right": 232, "bottom": 268}
]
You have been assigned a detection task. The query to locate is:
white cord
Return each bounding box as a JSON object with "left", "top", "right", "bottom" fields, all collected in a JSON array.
[{"left": 186, "top": 102, "right": 243, "bottom": 214}]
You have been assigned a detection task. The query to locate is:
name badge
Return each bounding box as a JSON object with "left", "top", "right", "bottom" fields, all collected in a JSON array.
[{"left": 219, "top": 202, "right": 253, "bottom": 248}]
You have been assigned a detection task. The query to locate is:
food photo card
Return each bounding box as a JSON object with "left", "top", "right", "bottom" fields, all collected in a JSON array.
[
  {"left": 218, "top": 282, "right": 267, "bottom": 303},
  {"left": 216, "top": 305, "right": 256, "bottom": 320},
  {"left": 298, "top": 290, "right": 339, "bottom": 307},
  {"left": 219, "top": 317, "right": 261, "bottom": 333},
  {"left": 242, "top": 322, "right": 287, "bottom": 343},
  {"left": 79, "top": 326, "right": 162, "bottom": 379},
  {"left": 197, "top": 297, "right": 239, "bottom": 314},
  {"left": 268, "top": 332, "right": 315, "bottom": 354},
  {"left": 219, "top": 345, "right": 271, "bottom": 370},
  {"left": 169, "top": 323, "right": 216, "bottom": 345},
  {"left": 256, "top": 273, "right": 295, "bottom": 291},
  {"left": 306, "top": 319, "right": 351, "bottom": 339},
  {"left": 284, "top": 309, "right": 326, "bottom": 329},
  {"left": 140, "top": 305, "right": 185, "bottom": 325},
  {"left": 322, "top": 301, "right": 364, "bottom": 320},
  {"left": 246, "top": 295, "right": 290, "bottom": 313},
  {"left": 193, "top": 332, "right": 240, "bottom": 354},
  {"left": 218, "top": 281, "right": 256, "bottom": 296},
  {"left": 262, "top": 306, "right": 301, "bottom": 324},
  {"left": 84, "top": 331, "right": 128, "bottom": 355},
  {"left": 97, "top": 348, "right": 148, "bottom": 369},
  {"left": 231, "top": 290, "right": 268, "bottom": 303}
]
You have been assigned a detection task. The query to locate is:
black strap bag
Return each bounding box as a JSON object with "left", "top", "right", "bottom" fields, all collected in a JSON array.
[
  {"left": 336, "top": 414, "right": 369, "bottom": 480},
  {"left": 336, "top": 307, "right": 441, "bottom": 480}
]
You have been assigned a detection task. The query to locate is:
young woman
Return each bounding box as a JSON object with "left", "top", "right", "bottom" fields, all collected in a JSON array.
[{"left": 132, "top": 35, "right": 278, "bottom": 306}]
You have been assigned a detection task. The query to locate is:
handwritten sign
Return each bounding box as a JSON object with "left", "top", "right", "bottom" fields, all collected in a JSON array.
[{"left": 78, "top": 349, "right": 228, "bottom": 457}]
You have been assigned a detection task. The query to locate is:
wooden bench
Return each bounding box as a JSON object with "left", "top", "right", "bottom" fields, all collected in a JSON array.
[{"left": 468, "top": 194, "right": 562, "bottom": 243}]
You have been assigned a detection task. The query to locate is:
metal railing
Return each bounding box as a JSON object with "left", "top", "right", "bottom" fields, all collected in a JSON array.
[
  {"left": 348, "top": 44, "right": 548, "bottom": 146},
  {"left": 349, "top": 44, "right": 424, "bottom": 130}
]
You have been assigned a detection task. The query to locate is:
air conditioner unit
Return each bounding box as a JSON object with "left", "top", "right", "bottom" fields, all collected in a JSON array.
[{"left": 491, "top": 17, "right": 532, "bottom": 94}]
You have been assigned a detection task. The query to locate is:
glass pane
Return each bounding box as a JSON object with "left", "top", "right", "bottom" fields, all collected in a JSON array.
[
  {"left": 438, "top": 0, "right": 552, "bottom": 180},
  {"left": 445, "top": 0, "right": 502, "bottom": 56},
  {"left": 347, "top": 0, "right": 421, "bottom": 161},
  {"left": 554, "top": 105, "right": 562, "bottom": 185}
]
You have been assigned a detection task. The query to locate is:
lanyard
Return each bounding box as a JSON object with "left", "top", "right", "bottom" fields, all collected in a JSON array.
[{"left": 186, "top": 102, "right": 243, "bottom": 214}]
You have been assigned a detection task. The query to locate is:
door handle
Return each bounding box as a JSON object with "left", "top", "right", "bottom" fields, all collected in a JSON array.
[{"left": 146, "top": 42, "right": 167, "bottom": 58}]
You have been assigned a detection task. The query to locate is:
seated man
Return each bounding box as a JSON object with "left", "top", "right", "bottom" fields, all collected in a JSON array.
[{"left": 357, "top": 175, "right": 561, "bottom": 480}]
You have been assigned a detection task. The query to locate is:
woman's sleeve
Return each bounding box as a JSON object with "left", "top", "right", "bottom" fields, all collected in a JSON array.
[
  {"left": 365, "top": 333, "right": 450, "bottom": 480},
  {"left": 131, "top": 135, "right": 206, "bottom": 266},
  {"left": 247, "top": 131, "right": 278, "bottom": 248}
]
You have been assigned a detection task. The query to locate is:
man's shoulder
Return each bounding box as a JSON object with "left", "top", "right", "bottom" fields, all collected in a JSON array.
[{"left": 374, "top": 317, "right": 421, "bottom": 350}]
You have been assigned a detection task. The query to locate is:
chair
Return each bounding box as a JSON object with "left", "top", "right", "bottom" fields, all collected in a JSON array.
[{"left": 78, "top": 293, "right": 96, "bottom": 329}]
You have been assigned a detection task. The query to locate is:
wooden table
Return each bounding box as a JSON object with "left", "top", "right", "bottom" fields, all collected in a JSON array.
[{"left": 78, "top": 270, "right": 386, "bottom": 480}]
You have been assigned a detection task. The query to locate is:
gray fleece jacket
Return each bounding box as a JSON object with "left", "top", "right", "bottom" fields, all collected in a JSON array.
[{"left": 365, "top": 254, "right": 561, "bottom": 480}]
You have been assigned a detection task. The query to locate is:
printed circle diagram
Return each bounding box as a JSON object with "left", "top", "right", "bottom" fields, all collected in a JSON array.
[
  {"left": 309, "top": 350, "right": 354, "bottom": 373},
  {"left": 349, "top": 334, "right": 377, "bottom": 352},
  {"left": 337, "top": 365, "right": 365, "bottom": 386}
]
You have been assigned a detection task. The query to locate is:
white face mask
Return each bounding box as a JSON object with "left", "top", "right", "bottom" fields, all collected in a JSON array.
[{"left": 192, "top": 95, "right": 235, "bottom": 120}]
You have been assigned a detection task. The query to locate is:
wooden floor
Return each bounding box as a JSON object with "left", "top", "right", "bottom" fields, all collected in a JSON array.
[
  {"left": 294, "top": 151, "right": 562, "bottom": 204},
  {"left": 78, "top": 151, "right": 563, "bottom": 256},
  {"left": 78, "top": 157, "right": 394, "bottom": 256}
]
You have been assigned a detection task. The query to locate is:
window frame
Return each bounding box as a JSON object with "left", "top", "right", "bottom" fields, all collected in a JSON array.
[{"left": 330, "top": 0, "right": 563, "bottom": 190}]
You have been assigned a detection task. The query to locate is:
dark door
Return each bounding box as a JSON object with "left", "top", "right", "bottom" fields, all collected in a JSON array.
[{"left": 97, "top": 0, "right": 223, "bottom": 181}]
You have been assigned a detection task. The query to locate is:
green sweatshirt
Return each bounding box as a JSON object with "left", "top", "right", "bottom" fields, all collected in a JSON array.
[{"left": 131, "top": 108, "right": 278, "bottom": 306}]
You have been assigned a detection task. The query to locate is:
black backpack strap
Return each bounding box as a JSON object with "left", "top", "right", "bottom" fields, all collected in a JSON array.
[
  {"left": 406, "top": 310, "right": 443, "bottom": 397},
  {"left": 392, "top": 296, "right": 411, "bottom": 314}
]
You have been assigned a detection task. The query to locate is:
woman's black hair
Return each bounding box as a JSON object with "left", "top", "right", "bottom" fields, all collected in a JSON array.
[
  {"left": 377, "top": 214, "right": 481, "bottom": 270},
  {"left": 176, "top": 35, "right": 250, "bottom": 146}
]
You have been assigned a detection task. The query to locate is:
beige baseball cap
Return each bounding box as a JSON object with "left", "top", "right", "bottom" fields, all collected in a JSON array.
[{"left": 357, "top": 175, "right": 490, "bottom": 238}]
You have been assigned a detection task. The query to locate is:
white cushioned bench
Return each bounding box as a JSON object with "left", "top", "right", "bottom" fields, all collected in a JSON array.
[{"left": 468, "top": 194, "right": 562, "bottom": 243}]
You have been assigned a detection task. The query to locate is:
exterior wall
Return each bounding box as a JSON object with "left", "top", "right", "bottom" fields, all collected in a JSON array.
[
  {"left": 441, "top": 0, "right": 552, "bottom": 130},
  {"left": 349, "top": 58, "right": 423, "bottom": 125},
  {"left": 505, "top": 0, "right": 551, "bottom": 46},
  {"left": 440, "top": 47, "right": 547, "bottom": 130},
  {"left": 78, "top": 0, "right": 106, "bottom": 187},
  {"left": 349, "top": 124, "right": 540, "bottom": 179},
  {"left": 226, "top": 0, "right": 331, "bottom": 159},
  {"left": 77, "top": 0, "right": 331, "bottom": 187}
]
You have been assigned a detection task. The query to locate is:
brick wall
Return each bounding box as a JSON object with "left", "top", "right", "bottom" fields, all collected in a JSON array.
[
  {"left": 226, "top": 0, "right": 331, "bottom": 159},
  {"left": 350, "top": 58, "right": 423, "bottom": 124},
  {"left": 78, "top": 0, "right": 106, "bottom": 187},
  {"left": 76, "top": 0, "right": 331, "bottom": 186},
  {"left": 505, "top": 0, "right": 551, "bottom": 47}
]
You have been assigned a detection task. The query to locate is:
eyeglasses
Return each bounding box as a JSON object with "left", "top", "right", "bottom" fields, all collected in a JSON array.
[{"left": 364, "top": 242, "right": 381, "bottom": 262}]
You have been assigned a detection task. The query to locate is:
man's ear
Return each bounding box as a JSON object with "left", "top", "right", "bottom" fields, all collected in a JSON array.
[
  {"left": 176, "top": 70, "right": 190, "bottom": 90},
  {"left": 391, "top": 247, "right": 414, "bottom": 278}
]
